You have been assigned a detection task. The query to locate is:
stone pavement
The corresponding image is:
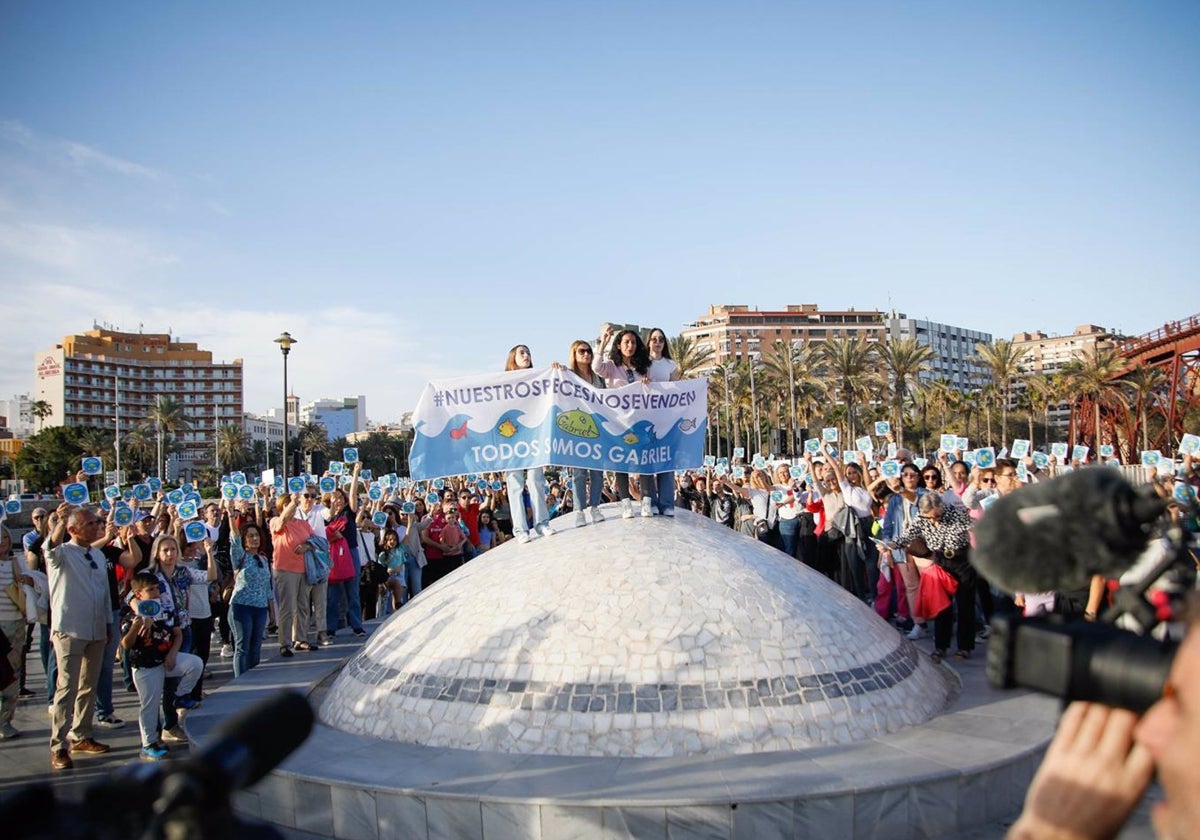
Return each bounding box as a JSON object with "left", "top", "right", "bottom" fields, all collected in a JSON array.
[{"left": 1, "top": 617, "right": 1164, "bottom": 839}]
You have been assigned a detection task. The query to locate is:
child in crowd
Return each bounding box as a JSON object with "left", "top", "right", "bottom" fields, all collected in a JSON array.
[{"left": 120, "top": 570, "right": 203, "bottom": 760}]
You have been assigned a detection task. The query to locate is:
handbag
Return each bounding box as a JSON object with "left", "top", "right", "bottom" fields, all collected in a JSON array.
[{"left": 5, "top": 559, "right": 26, "bottom": 616}]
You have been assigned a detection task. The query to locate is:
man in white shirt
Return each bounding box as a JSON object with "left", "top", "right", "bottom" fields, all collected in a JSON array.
[{"left": 46, "top": 506, "right": 113, "bottom": 771}]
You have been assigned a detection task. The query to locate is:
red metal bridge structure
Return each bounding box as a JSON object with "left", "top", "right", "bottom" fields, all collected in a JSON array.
[{"left": 1070, "top": 312, "right": 1200, "bottom": 460}]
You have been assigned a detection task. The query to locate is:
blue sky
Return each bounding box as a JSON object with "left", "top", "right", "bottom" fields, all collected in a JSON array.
[{"left": 2, "top": 2, "right": 1197, "bottom": 423}]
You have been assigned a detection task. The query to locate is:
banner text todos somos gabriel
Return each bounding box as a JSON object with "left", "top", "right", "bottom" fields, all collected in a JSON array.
[{"left": 408, "top": 367, "right": 708, "bottom": 480}]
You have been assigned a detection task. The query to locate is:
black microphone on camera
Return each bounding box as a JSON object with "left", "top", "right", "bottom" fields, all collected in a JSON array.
[
  {"left": 973, "top": 468, "right": 1167, "bottom": 595},
  {"left": 82, "top": 690, "right": 315, "bottom": 839}
]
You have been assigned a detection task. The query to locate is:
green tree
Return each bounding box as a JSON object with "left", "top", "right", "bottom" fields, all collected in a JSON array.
[
  {"left": 1120, "top": 366, "right": 1168, "bottom": 454},
  {"left": 668, "top": 334, "right": 715, "bottom": 380},
  {"left": 296, "top": 421, "right": 329, "bottom": 471},
  {"left": 147, "top": 396, "right": 192, "bottom": 477},
  {"left": 121, "top": 425, "right": 155, "bottom": 476},
  {"left": 217, "top": 423, "right": 252, "bottom": 472},
  {"left": 14, "top": 426, "right": 85, "bottom": 490},
  {"left": 973, "top": 339, "right": 1026, "bottom": 447},
  {"left": 1063, "top": 346, "right": 1129, "bottom": 448},
  {"left": 819, "top": 336, "right": 880, "bottom": 443},
  {"left": 876, "top": 337, "right": 934, "bottom": 448},
  {"left": 31, "top": 399, "right": 53, "bottom": 431}
]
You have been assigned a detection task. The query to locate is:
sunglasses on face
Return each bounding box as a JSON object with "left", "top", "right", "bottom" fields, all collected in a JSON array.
[{"left": 303, "top": 493, "right": 317, "bottom": 499}]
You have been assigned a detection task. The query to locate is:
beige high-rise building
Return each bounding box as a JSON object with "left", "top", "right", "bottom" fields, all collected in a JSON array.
[
  {"left": 34, "top": 328, "right": 243, "bottom": 469},
  {"left": 1011, "top": 324, "right": 1121, "bottom": 428},
  {"left": 681, "top": 304, "right": 888, "bottom": 369}
]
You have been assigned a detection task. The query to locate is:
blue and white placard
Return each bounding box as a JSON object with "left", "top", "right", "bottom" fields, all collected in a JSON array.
[
  {"left": 183, "top": 521, "right": 208, "bottom": 542},
  {"left": 1032, "top": 451, "right": 1050, "bottom": 469},
  {"left": 4, "top": 500, "right": 22, "bottom": 515},
  {"left": 133, "top": 484, "right": 152, "bottom": 501},
  {"left": 1099, "top": 444, "right": 1115, "bottom": 458},
  {"left": 1051, "top": 443, "right": 1069, "bottom": 460},
  {"left": 874, "top": 421, "right": 890, "bottom": 436},
  {"left": 1141, "top": 450, "right": 1162, "bottom": 467},
  {"left": 822, "top": 427, "right": 838, "bottom": 442},
  {"left": 368, "top": 485, "right": 384, "bottom": 501},
  {"left": 804, "top": 438, "right": 820, "bottom": 454},
  {"left": 113, "top": 506, "right": 134, "bottom": 527},
  {"left": 319, "top": 476, "right": 336, "bottom": 494},
  {"left": 221, "top": 484, "right": 237, "bottom": 500},
  {"left": 166, "top": 489, "right": 185, "bottom": 505},
  {"left": 343, "top": 448, "right": 358, "bottom": 463},
  {"left": 177, "top": 501, "right": 199, "bottom": 520},
  {"left": 372, "top": 511, "right": 388, "bottom": 527},
  {"left": 1010, "top": 439, "right": 1030, "bottom": 459},
  {"left": 975, "top": 447, "right": 996, "bottom": 469},
  {"left": 1071, "top": 445, "right": 1090, "bottom": 463},
  {"left": 287, "top": 477, "right": 306, "bottom": 493},
  {"left": 880, "top": 460, "right": 901, "bottom": 479},
  {"left": 1179, "top": 434, "right": 1200, "bottom": 456},
  {"left": 237, "top": 484, "right": 255, "bottom": 500},
  {"left": 81, "top": 457, "right": 103, "bottom": 475},
  {"left": 940, "top": 434, "right": 957, "bottom": 452}
]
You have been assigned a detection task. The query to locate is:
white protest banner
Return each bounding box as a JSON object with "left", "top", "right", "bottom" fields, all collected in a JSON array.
[{"left": 408, "top": 367, "right": 708, "bottom": 480}]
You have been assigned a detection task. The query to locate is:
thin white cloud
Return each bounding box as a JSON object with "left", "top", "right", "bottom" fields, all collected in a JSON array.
[
  {"left": 0, "top": 220, "right": 178, "bottom": 279},
  {"left": 0, "top": 119, "right": 162, "bottom": 181}
]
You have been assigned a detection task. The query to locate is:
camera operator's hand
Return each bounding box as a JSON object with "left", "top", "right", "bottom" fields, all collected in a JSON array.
[{"left": 1009, "top": 701, "right": 1154, "bottom": 840}]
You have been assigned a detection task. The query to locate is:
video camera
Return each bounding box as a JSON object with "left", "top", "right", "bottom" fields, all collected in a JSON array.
[
  {"left": 973, "top": 468, "right": 1198, "bottom": 713},
  {"left": 4, "top": 691, "right": 313, "bottom": 840}
]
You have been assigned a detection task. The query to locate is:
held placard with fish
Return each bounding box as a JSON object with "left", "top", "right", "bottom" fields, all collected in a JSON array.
[{"left": 408, "top": 367, "right": 708, "bottom": 480}]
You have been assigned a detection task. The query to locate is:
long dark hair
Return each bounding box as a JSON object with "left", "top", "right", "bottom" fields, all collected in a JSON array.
[
  {"left": 647, "top": 327, "right": 672, "bottom": 360},
  {"left": 608, "top": 330, "right": 650, "bottom": 375}
]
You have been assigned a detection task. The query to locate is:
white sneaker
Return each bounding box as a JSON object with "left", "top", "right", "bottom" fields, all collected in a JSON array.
[
  {"left": 906, "top": 624, "right": 926, "bottom": 640},
  {"left": 516, "top": 531, "right": 532, "bottom": 545},
  {"left": 621, "top": 499, "right": 633, "bottom": 519},
  {"left": 590, "top": 506, "right": 605, "bottom": 523},
  {"left": 640, "top": 497, "right": 653, "bottom": 518},
  {"left": 661, "top": 507, "right": 674, "bottom": 517},
  {"left": 536, "top": 523, "right": 556, "bottom": 538},
  {"left": 220, "top": 644, "right": 234, "bottom": 658},
  {"left": 575, "top": 511, "right": 587, "bottom": 528},
  {"left": 162, "top": 726, "right": 187, "bottom": 743}
]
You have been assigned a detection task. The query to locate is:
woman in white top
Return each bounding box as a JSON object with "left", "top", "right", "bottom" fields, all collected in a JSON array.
[
  {"left": 592, "top": 326, "right": 653, "bottom": 519},
  {"left": 504, "top": 344, "right": 556, "bottom": 544},
  {"left": 822, "top": 444, "right": 875, "bottom": 601},
  {"left": 644, "top": 327, "right": 681, "bottom": 518}
]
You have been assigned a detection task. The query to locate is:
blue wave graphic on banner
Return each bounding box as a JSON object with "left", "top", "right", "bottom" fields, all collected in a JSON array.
[{"left": 409, "top": 405, "right": 707, "bottom": 479}]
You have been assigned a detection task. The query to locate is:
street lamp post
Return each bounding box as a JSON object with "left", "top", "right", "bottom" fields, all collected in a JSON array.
[{"left": 274, "top": 331, "right": 297, "bottom": 487}]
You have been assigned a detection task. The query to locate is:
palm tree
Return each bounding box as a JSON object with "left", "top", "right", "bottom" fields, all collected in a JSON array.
[
  {"left": 669, "top": 334, "right": 715, "bottom": 380},
  {"left": 296, "top": 420, "right": 329, "bottom": 469},
  {"left": 217, "top": 423, "right": 251, "bottom": 472},
  {"left": 974, "top": 339, "right": 1026, "bottom": 447},
  {"left": 122, "top": 425, "right": 155, "bottom": 476},
  {"left": 1023, "top": 372, "right": 1062, "bottom": 449},
  {"left": 1063, "top": 345, "right": 1129, "bottom": 448},
  {"left": 1120, "top": 366, "right": 1168, "bottom": 454},
  {"left": 31, "top": 399, "right": 53, "bottom": 431},
  {"left": 819, "top": 336, "right": 880, "bottom": 443},
  {"left": 876, "top": 337, "right": 934, "bottom": 447},
  {"left": 77, "top": 427, "right": 114, "bottom": 463},
  {"left": 147, "top": 396, "right": 191, "bottom": 478},
  {"left": 760, "top": 340, "right": 823, "bottom": 452}
]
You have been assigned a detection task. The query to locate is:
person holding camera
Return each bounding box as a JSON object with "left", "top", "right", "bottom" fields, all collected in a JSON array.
[
  {"left": 1010, "top": 606, "right": 1200, "bottom": 840},
  {"left": 120, "top": 570, "right": 204, "bottom": 761}
]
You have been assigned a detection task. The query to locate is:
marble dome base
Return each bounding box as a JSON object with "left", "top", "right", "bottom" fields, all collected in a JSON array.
[{"left": 183, "top": 505, "right": 1059, "bottom": 839}]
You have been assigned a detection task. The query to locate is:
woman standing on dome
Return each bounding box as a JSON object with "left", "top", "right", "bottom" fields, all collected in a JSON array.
[
  {"left": 644, "top": 327, "right": 681, "bottom": 518},
  {"left": 593, "top": 326, "right": 653, "bottom": 518},
  {"left": 564, "top": 339, "right": 608, "bottom": 527},
  {"left": 504, "top": 344, "right": 555, "bottom": 544}
]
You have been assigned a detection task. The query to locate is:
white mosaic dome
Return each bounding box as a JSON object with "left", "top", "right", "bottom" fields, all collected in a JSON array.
[{"left": 319, "top": 509, "right": 955, "bottom": 758}]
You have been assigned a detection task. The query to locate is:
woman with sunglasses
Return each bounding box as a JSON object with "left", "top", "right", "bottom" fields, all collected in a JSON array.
[
  {"left": 879, "top": 464, "right": 926, "bottom": 634},
  {"left": 503, "top": 344, "right": 556, "bottom": 544},
  {"left": 564, "top": 339, "right": 608, "bottom": 527},
  {"left": 886, "top": 493, "right": 977, "bottom": 662},
  {"left": 594, "top": 326, "right": 653, "bottom": 518}
]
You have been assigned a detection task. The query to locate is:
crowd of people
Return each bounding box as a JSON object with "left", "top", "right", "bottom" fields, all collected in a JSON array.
[{"left": 3, "top": 326, "right": 1200, "bottom": 836}]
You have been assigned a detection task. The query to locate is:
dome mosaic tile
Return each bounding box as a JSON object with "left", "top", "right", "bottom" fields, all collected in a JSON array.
[{"left": 319, "top": 508, "right": 955, "bottom": 757}]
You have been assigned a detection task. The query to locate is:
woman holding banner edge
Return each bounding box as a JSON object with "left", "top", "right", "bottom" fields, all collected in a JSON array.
[
  {"left": 504, "top": 345, "right": 556, "bottom": 545},
  {"left": 645, "top": 327, "right": 680, "bottom": 517},
  {"left": 593, "top": 326, "right": 653, "bottom": 519},
  {"left": 564, "top": 339, "right": 608, "bottom": 527}
]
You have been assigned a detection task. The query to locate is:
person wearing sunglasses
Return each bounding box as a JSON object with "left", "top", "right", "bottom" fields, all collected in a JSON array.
[
  {"left": 878, "top": 465, "right": 926, "bottom": 636},
  {"left": 564, "top": 339, "right": 609, "bottom": 527},
  {"left": 44, "top": 506, "right": 114, "bottom": 770}
]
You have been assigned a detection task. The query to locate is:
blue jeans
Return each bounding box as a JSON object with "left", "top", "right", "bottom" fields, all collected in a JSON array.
[
  {"left": 95, "top": 608, "right": 122, "bottom": 717},
  {"left": 231, "top": 603, "right": 268, "bottom": 678},
  {"left": 777, "top": 517, "right": 799, "bottom": 559},
  {"left": 647, "top": 472, "right": 675, "bottom": 514},
  {"left": 572, "top": 468, "right": 605, "bottom": 510},
  {"left": 404, "top": 555, "right": 423, "bottom": 602},
  {"left": 40, "top": 623, "right": 57, "bottom": 702},
  {"left": 506, "top": 468, "right": 549, "bottom": 537},
  {"left": 326, "top": 578, "right": 363, "bottom": 633}
]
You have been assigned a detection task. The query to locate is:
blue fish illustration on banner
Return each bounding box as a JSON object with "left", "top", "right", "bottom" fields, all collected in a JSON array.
[{"left": 408, "top": 367, "right": 708, "bottom": 480}]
